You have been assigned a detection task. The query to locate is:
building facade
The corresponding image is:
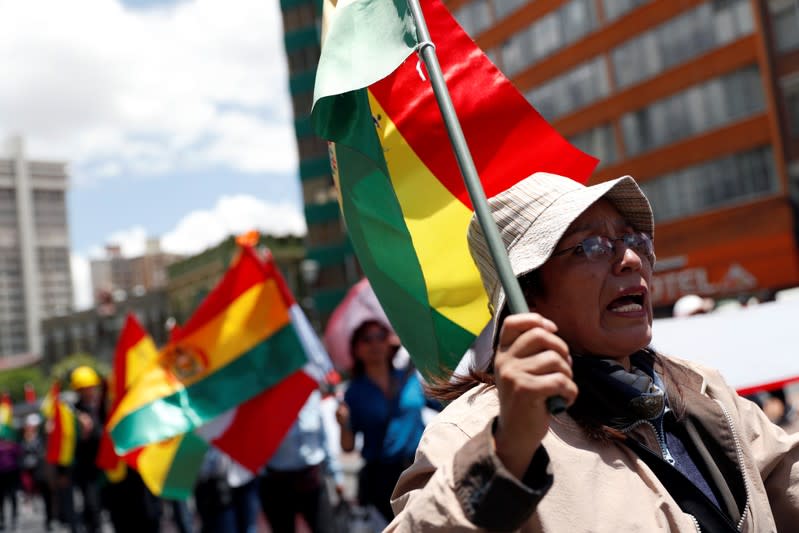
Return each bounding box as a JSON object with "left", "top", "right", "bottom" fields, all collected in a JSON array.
[
  {"left": 449, "top": 0, "right": 799, "bottom": 313},
  {"left": 280, "top": 0, "right": 362, "bottom": 328},
  {"left": 282, "top": 0, "right": 799, "bottom": 322},
  {"left": 41, "top": 290, "right": 170, "bottom": 368},
  {"left": 0, "top": 137, "right": 73, "bottom": 359},
  {"left": 90, "top": 239, "right": 182, "bottom": 305}
]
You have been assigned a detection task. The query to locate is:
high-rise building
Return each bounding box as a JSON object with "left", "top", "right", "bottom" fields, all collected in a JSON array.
[
  {"left": 0, "top": 136, "right": 73, "bottom": 359},
  {"left": 284, "top": 0, "right": 799, "bottom": 321},
  {"left": 450, "top": 0, "right": 799, "bottom": 312},
  {"left": 280, "top": 0, "right": 361, "bottom": 328},
  {"left": 90, "top": 238, "right": 182, "bottom": 305}
]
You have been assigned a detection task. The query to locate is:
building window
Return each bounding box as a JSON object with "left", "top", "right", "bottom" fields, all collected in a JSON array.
[
  {"left": 492, "top": 0, "right": 527, "bottom": 21},
  {"left": 526, "top": 56, "right": 610, "bottom": 120},
  {"left": 292, "top": 91, "right": 315, "bottom": 119},
  {"left": 484, "top": 48, "right": 501, "bottom": 69},
  {"left": 454, "top": 0, "right": 492, "bottom": 37},
  {"left": 569, "top": 124, "right": 617, "bottom": 167},
  {"left": 612, "top": 0, "right": 753, "bottom": 89},
  {"left": 603, "top": 0, "right": 650, "bottom": 21},
  {"left": 771, "top": 0, "right": 799, "bottom": 52},
  {"left": 500, "top": 0, "right": 597, "bottom": 77},
  {"left": 783, "top": 76, "right": 799, "bottom": 136},
  {"left": 287, "top": 44, "right": 320, "bottom": 74},
  {"left": 297, "top": 135, "right": 328, "bottom": 161},
  {"left": 641, "top": 147, "right": 778, "bottom": 222},
  {"left": 621, "top": 66, "right": 764, "bottom": 156},
  {"left": 283, "top": 3, "right": 316, "bottom": 33}
]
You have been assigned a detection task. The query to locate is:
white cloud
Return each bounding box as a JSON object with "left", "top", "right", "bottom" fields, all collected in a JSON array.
[
  {"left": 161, "top": 194, "right": 306, "bottom": 255},
  {"left": 70, "top": 254, "right": 92, "bottom": 311},
  {"left": 0, "top": 0, "right": 297, "bottom": 183}
]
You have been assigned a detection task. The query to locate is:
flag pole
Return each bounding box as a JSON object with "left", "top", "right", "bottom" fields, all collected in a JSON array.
[{"left": 406, "top": 0, "right": 566, "bottom": 414}]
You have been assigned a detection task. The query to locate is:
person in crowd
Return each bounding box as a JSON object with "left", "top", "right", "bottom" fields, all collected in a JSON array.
[
  {"left": 195, "top": 448, "right": 257, "bottom": 533},
  {"left": 335, "top": 320, "right": 437, "bottom": 523},
  {"left": 672, "top": 294, "right": 715, "bottom": 318},
  {"left": 103, "top": 466, "right": 162, "bottom": 533},
  {"left": 0, "top": 432, "right": 20, "bottom": 530},
  {"left": 259, "top": 388, "right": 343, "bottom": 533},
  {"left": 167, "top": 499, "right": 195, "bottom": 533},
  {"left": 387, "top": 172, "right": 799, "bottom": 531},
  {"left": 195, "top": 447, "right": 234, "bottom": 533},
  {"left": 760, "top": 387, "right": 799, "bottom": 433},
  {"left": 70, "top": 365, "right": 106, "bottom": 533},
  {"left": 19, "top": 413, "right": 52, "bottom": 531}
]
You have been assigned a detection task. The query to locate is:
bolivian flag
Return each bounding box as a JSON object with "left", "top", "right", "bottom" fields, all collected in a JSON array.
[
  {"left": 0, "top": 393, "right": 15, "bottom": 440},
  {"left": 108, "top": 245, "right": 320, "bottom": 454},
  {"left": 124, "top": 433, "right": 209, "bottom": 500},
  {"left": 40, "top": 381, "right": 59, "bottom": 419},
  {"left": 97, "top": 314, "right": 158, "bottom": 481},
  {"left": 312, "top": 0, "right": 598, "bottom": 378},
  {"left": 46, "top": 394, "right": 77, "bottom": 467}
]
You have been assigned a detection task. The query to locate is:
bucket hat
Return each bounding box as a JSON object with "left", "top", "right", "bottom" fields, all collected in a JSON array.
[{"left": 467, "top": 172, "right": 654, "bottom": 339}]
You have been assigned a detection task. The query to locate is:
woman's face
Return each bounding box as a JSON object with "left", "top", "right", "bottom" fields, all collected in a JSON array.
[
  {"left": 353, "top": 323, "right": 392, "bottom": 365},
  {"left": 529, "top": 199, "right": 654, "bottom": 360}
]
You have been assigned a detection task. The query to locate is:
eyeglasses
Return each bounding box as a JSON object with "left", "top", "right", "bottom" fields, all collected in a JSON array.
[
  {"left": 357, "top": 330, "right": 389, "bottom": 343},
  {"left": 552, "top": 232, "right": 655, "bottom": 263}
]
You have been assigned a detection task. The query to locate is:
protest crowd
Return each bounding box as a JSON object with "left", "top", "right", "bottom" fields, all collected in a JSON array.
[{"left": 4, "top": 0, "right": 799, "bottom": 532}]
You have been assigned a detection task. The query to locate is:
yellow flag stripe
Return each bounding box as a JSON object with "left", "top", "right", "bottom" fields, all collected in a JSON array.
[
  {"left": 369, "top": 92, "right": 489, "bottom": 336},
  {"left": 59, "top": 404, "right": 77, "bottom": 465}
]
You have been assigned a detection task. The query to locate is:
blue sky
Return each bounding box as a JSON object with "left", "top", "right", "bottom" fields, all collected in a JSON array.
[{"left": 0, "top": 0, "right": 306, "bottom": 308}]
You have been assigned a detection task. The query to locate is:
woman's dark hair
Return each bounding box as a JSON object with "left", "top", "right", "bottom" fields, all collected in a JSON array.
[
  {"left": 349, "top": 319, "right": 393, "bottom": 378},
  {"left": 426, "top": 270, "right": 544, "bottom": 402}
]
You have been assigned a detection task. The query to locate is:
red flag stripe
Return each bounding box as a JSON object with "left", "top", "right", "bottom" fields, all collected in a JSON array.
[
  {"left": 368, "top": 0, "right": 597, "bottom": 208},
  {"left": 173, "top": 246, "right": 269, "bottom": 341},
  {"left": 210, "top": 370, "right": 317, "bottom": 472}
]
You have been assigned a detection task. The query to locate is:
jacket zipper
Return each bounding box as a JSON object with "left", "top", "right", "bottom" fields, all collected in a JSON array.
[
  {"left": 620, "top": 419, "right": 676, "bottom": 465},
  {"left": 716, "top": 400, "right": 750, "bottom": 531},
  {"left": 622, "top": 419, "right": 712, "bottom": 532}
]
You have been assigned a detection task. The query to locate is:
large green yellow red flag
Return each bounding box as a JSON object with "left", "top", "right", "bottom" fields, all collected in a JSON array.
[
  {"left": 108, "top": 245, "right": 319, "bottom": 454},
  {"left": 312, "top": 0, "right": 598, "bottom": 377},
  {"left": 96, "top": 314, "right": 209, "bottom": 499}
]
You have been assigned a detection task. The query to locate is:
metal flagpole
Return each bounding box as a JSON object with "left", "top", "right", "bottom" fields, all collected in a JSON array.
[{"left": 405, "top": 0, "right": 566, "bottom": 414}]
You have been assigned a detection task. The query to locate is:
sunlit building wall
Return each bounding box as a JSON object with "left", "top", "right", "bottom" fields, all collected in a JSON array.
[
  {"left": 0, "top": 136, "right": 73, "bottom": 358},
  {"left": 449, "top": 0, "right": 799, "bottom": 313},
  {"left": 281, "top": 0, "right": 799, "bottom": 323}
]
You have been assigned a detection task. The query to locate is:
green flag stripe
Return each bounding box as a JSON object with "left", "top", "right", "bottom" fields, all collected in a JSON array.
[
  {"left": 161, "top": 432, "right": 210, "bottom": 501},
  {"left": 110, "top": 325, "right": 306, "bottom": 452},
  {"left": 332, "top": 89, "right": 472, "bottom": 377}
]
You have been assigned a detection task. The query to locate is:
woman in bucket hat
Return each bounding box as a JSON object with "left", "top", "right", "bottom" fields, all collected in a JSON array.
[{"left": 386, "top": 173, "right": 799, "bottom": 532}]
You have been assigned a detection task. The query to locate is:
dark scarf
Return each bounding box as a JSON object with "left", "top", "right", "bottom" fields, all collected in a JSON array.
[{"left": 567, "top": 350, "right": 666, "bottom": 435}]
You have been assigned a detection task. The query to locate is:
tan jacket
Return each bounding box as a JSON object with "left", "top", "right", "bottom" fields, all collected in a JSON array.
[{"left": 387, "top": 356, "right": 799, "bottom": 532}]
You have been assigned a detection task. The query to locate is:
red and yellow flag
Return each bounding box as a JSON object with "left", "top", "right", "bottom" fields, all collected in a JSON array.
[
  {"left": 96, "top": 314, "right": 159, "bottom": 481},
  {"left": 46, "top": 394, "right": 77, "bottom": 467}
]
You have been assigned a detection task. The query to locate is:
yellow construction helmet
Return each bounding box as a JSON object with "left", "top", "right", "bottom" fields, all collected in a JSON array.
[{"left": 70, "top": 365, "right": 102, "bottom": 390}]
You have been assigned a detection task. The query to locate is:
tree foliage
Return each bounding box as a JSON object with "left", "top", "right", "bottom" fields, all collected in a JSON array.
[
  {"left": 49, "top": 352, "right": 109, "bottom": 384},
  {"left": 0, "top": 366, "right": 47, "bottom": 403}
]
